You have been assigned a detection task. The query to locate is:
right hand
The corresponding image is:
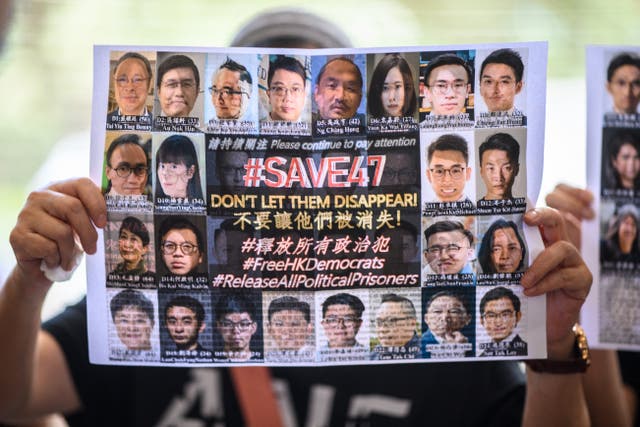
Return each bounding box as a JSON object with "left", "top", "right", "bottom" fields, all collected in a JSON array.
[
  {"left": 544, "top": 183, "right": 594, "bottom": 248},
  {"left": 9, "top": 178, "right": 107, "bottom": 287}
]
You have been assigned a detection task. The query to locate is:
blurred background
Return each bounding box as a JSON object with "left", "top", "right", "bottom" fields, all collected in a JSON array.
[{"left": 0, "top": 0, "right": 638, "bottom": 315}]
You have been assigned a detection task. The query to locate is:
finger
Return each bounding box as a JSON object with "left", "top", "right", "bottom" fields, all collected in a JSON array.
[
  {"left": 12, "top": 205, "right": 78, "bottom": 269},
  {"left": 49, "top": 177, "right": 107, "bottom": 227},
  {"left": 521, "top": 240, "right": 591, "bottom": 298},
  {"left": 545, "top": 184, "right": 594, "bottom": 220},
  {"left": 524, "top": 207, "right": 568, "bottom": 246},
  {"left": 42, "top": 180, "right": 105, "bottom": 254}
]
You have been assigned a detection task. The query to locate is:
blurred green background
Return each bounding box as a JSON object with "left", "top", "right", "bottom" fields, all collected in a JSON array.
[{"left": 0, "top": 0, "right": 638, "bottom": 283}]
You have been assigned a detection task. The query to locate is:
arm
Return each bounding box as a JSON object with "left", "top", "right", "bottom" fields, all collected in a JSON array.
[
  {"left": 546, "top": 183, "right": 632, "bottom": 427},
  {"left": 0, "top": 178, "right": 106, "bottom": 422},
  {"left": 520, "top": 207, "right": 591, "bottom": 427}
]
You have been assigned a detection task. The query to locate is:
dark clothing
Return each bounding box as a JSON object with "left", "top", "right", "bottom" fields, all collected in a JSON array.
[{"left": 44, "top": 298, "right": 525, "bottom": 427}]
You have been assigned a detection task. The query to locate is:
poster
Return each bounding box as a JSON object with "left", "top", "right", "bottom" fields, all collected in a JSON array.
[
  {"left": 584, "top": 46, "right": 640, "bottom": 349},
  {"left": 88, "top": 43, "right": 547, "bottom": 366}
]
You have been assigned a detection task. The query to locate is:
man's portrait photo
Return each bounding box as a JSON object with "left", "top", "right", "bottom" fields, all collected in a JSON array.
[
  {"left": 423, "top": 220, "right": 475, "bottom": 275},
  {"left": 264, "top": 294, "right": 315, "bottom": 362},
  {"left": 317, "top": 291, "right": 369, "bottom": 361},
  {"left": 423, "top": 132, "right": 475, "bottom": 204},
  {"left": 107, "top": 51, "right": 154, "bottom": 121},
  {"left": 161, "top": 293, "right": 212, "bottom": 358},
  {"left": 477, "top": 48, "right": 526, "bottom": 116},
  {"left": 213, "top": 290, "right": 262, "bottom": 361},
  {"left": 205, "top": 54, "right": 257, "bottom": 127},
  {"left": 476, "top": 129, "right": 525, "bottom": 201},
  {"left": 103, "top": 133, "right": 151, "bottom": 198},
  {"left": 108, "top": 288, "right": 159, "bottom": 361},
  {"left": 312, "top": 55, "right": 365, "bottom": 121},
  {"left": 156, "top": 215, "right": 207, "bottom": 277},
  {"left": 154, "top": 53, "right": 205, "bottom": 120},
  {"left": 421, "top": 288, "right": 474, "bottom": 358},
  {"left": 605, "top": 52, "right": 640, "bottom": 115},
  {"left": 478, "top": 286, "right": 527, "bottom": 357},
  {"left": 370, "top": 291, "right": 421, "bottom": 360},
  {"left": 420, "top": 51, "right": 473, "bottom": 119}
]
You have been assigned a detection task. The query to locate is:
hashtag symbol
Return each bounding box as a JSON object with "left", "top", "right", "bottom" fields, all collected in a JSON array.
[
  {"left": 243, "top": 158, "right": 264, "bottom": 187},
  {"left": 212, "top": 274, "right": 224, "bottom": 287},
  {"left": 243, "top": 257, "right": 256, "bottom": 271}
]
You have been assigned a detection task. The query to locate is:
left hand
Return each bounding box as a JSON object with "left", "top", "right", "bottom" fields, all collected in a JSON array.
[{"left": 520, "top": 207, "right": 592, "bottom": 359}]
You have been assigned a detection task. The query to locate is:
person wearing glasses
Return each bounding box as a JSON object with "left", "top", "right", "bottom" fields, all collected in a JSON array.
[
  {"left": 371, "top": 293, "right": 420, "bottom": 360},
  {"left": 425, "top": 133, "right": 473, "bottom": 204},
  {"left": 264, "top": 55, "right": 308, "bottom": 122},
  {"left": 164, "top": 295, "right": 210, "bottom": 354},
  {"left": 606, "top": 52, "right": 640, "bottom": 115},
  {"left": 156, "top": 54, "right": 200, "bottom": 118},
  {"left": 423, "top": 220, "right": 475, "bottom": 275},
  {"left": 107, "top": 52, "right": 153, "bottom": 121},
  {"left": 155, "top": 134, "right": 204, "bottom": 202},
  {"left": 422, "top": 53, "right": 471, "bottom": 116},
  {"left": 108, "top": 216, "right": 154, "bottom": 280},
  {"left": 478, "top": 132, "right": 521, "bottom": 201},
  {"left": 478, "top": 286, "right": 527, "bottom": 357},
  {"left": 478, "top": 48, "right": 525, "bottom": 115},
  {"left": 103, "top": 133, "right": 150, "bottom": 197},
  {"left": 213, "top": 291, "right": 261, "bottom": 361},
  {"left": 319, "top": 292, "right": 367, "bottom": 361},
  {"left": 158, "top": 216, "right": 205, "bottom": 276},
  {"left": 265, "top": 295, "right": 314, "bottom": 362},
  {"left": 209, "top": 58, "right": 252, "bottom": 120},
  {"left": 421, "top": 290, "right": 472, "bottom": 358},
  {"left": 477, "top": 219, "right": 526, "bottom": 274}
]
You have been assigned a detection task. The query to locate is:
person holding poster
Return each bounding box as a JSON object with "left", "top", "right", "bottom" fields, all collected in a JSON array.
[
  {"left": 107, "top": 52, "right": 153, "bottom": 120},
  {"left": 478, "top": 286, "right": 527, "bottom": 356},
  {"left": 606, "top": 52, "right": 640, "bottom": 115}
]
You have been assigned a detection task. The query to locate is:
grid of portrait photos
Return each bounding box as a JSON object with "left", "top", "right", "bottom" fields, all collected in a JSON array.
[
  {"left": 91, "top": 43, "right": 547, "bottom": 366},
  {"left": 585, "top": 46, "right": 640, "bottom": 349}
]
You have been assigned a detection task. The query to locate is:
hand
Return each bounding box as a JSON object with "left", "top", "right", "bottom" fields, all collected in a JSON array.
[
  {"left": 9, "top": 178, "right": 106, "bottom": 287},
  {"left": 545, "top": 183, "right": 594, "bottom": 248},
  {"left": 520, "top": 207, "right": 592, "bottom": 359}
]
